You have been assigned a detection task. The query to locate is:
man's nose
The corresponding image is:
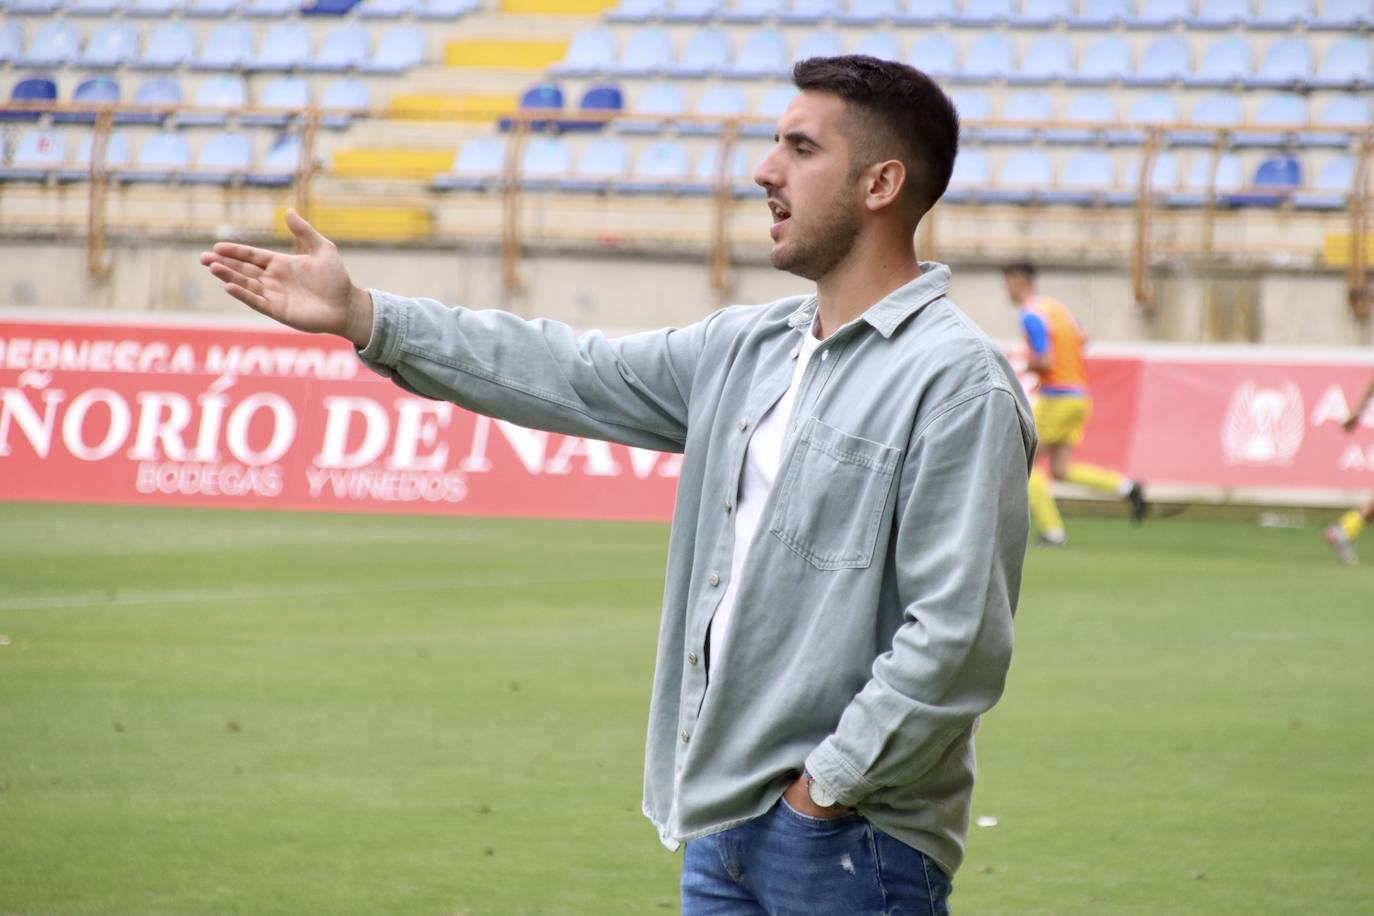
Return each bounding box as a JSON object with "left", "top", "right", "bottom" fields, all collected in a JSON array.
[{"left": 754, "top": 148, "right": 781, "bottom": 191}]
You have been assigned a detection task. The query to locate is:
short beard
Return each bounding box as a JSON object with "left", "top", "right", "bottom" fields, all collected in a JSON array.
[{"left": 769, "top": 183, "right": 862, "bottom": 282}]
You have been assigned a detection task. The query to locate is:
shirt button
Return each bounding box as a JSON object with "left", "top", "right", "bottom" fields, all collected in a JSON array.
[
  {"left": 681, "top": 729, "right": 691, "bottom": 743},
  {"left": 737, "top": 418, "right": 748, "bottom": 431},
  {"left": 688, "top": 651, "right": 699, "bottom": 665},
  {"left": 820, "top": 350, "right": 829, "bottom": 362},
  {"left": 724, "top": 500, "right": 733, "bottom": 513},
  {"left": 789, "top": 348, "right": 799, "bottom": 360},
  {"left": 708, "top": 573, "right": 720, "bottom": 587}
]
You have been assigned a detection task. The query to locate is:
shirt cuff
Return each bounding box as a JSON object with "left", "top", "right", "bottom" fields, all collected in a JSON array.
[
  {"left": 804, "top": 741, "right": 882, "bottom": 809},
  {"left": 356, "top": 289, "right": 407, "bottom": 370}
]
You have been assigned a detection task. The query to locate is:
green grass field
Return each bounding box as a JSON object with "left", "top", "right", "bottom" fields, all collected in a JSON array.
[{"left": 1, "top": 502, "right": 1371, "bottom": 916}]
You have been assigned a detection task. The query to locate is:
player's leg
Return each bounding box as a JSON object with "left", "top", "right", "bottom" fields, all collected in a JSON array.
[
  {"left": 1029, "top": 400, "right": 1068, "bottom": 546},
  {"left": 1048, "top": 398, "right": 1148, "bottom": 524},
  {"left": 1324, "top": 494, "right": 1374, "bottom": 566}
]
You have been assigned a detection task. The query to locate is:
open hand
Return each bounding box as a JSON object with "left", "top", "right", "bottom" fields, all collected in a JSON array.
[{"left": 199, "top": 209, "right": 374, "bottom": 347}]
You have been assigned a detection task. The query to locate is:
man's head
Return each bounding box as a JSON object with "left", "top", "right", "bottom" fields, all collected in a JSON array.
[
  {"left": 754, "top": 55, "right": 959, "bottom": 281},
  {"left": 1002, "top": 261, "right": 1037, "bottom": 306}
]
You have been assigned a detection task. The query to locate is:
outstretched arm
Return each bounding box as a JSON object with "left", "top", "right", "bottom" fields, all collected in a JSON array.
[{"left": 200, "top": 209, "right": 375, "bottom": 347}]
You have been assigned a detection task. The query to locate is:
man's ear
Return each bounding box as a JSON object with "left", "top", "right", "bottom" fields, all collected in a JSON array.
[{"left": 864, "top": 159, "right": 908, "bottom": 213}]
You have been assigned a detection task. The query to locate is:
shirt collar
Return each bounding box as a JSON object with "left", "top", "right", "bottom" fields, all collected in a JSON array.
[{"left": 785, "top": 262, "right": 951, "bottom": 340}]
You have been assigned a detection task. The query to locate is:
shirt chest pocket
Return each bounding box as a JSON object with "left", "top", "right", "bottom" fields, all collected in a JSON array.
[{"left": 768, "top": 417, "right": 901, "bottom": 571}]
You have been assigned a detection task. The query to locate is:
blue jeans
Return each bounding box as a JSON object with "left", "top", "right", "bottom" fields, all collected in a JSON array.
[{"left": 681, "top": 798, "right": 952, "bottom": 916}]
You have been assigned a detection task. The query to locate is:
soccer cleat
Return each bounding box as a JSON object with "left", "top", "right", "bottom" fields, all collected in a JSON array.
[
  {"left": 1035, "top": 533, "right": 1067, "bottom": 548},
  {"left": 1126, "top": 482, "right": 1148, "bottom": 525},
  {"left": 1325, "top": 525, "right": 1358, "bottom": 566}
]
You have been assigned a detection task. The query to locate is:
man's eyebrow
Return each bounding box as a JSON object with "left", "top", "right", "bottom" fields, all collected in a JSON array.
[{"left": 775, "top": 130, "right": 821, "bottom": 148}]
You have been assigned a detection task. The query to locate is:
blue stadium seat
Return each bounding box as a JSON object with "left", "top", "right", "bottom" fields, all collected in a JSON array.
[
  {"left": 1129, "top": 36, "right": 1190, "bottom": 87},
  {"left": 721, "top": 0, "right": 786, "bottom": 21},
  {"left": 552, "top": 28, "right": 616, "bottom": 77},
  {"left": 186, "top": 131, "right": 251, "bottom": 184},
  {"left": 7, "top": 0, "right": 61, "bottom": 13},
  {"left": 682, "top": 83, "right": 746, "bottom": 134},
  {"left": 895, "top": 0, "right": 956, "bottom": 24},
  {"left": 1313, "top": 0, "right": 1373, "bottom": 28},
  {"left": 499, "top": 82, "right": 564, "bottom": 132},
  {"left": 60, "top": 131, "right": 131, "bottom": 181},
  {"left": 617, "top": 140, "right": 691, "bottom": 193},
  {"left": 243, "top": 76, "right": 308, "bottom": 127},
  {"left": 121, "top": 75, "right": 181, "bottom": 124},
  {"left": 1229, "top": 154, "right": 1301, "bottom": 207},
  {"left": 1172, "top": 93, "right": 1242, "bottom": 144},
  {"left": 245, "top": 133, "right": 300, "bottom": 186},
  {"left": 1069, "top": 34, "right": 1131, "bottom": 85},
  {"left": 1189, "top": 0, "right": 1251, "bottom": 27},
  {"left": 1107, "top": 152, "right": 1180, "bottom": 205},
  {"left": 1236, "top": 93, "right": 1307, "bottom": 146},
  {"left": 942, "top": 147, "right": 987, "bottom": 203},
  {"left": 1167, "top": 151, "right": 1242, "bottom": 206},
  {"left": 1294, "top": 155, "right": 1354, "bottom": 210},
  {"left": 124, "top": 130, "right": 191, "bottom": 183},
  {"left": 780, "top": 0, "right": 840, "bottom": 22},
  {"left": 305, "top": 0, "right": 363, "bottom": 12},
  {"left": 562, "top": 83, "right": 623, "bottom": 131},
  {"left": 359, "top": 0, "right": 417, "bottom": 17},
  {"left": 186, "top": 0, "right": 243, "bottom": 16},
  {"left": 433, "top": 136, "right": 507, "bottom": 190},
  {"left": 839, "top": 0, "right": 900, "bottom": 25},
  {"left": 1254, "top": 0, "right": 1311, "bottom": 27},
  {"left": 1046, "top": 150, "right": 1115, "bottom": 205},
  {"left": 669, "top": 27, "right": 731, "bottom": 77},
  {"left": 181, "top": 74, "right": 246, "bottom": 126},
  {"left": 309, "top": 23, "right": 369, "bottom": 72},
  {"left": 744, "top": 83, "right": 795, "bottom": 135},
  {"left": 55, "top": 75, "right": 120, "bottom": 124},
  {"left": 984, "top": 90, "right": 1052, "bottom": 143},
  {"left": 612, "top": 27, "right": 673, "bottom": 77},
  {"left": 192, "top": 22, "right": 254, "bottom": 71},
  {"left": 853, "top": 31, "right": 901, "bottom": 62},
  {"left": 949, "top": 88, "right": 990, "bottom": 140},
  {"left": 136, "top": 22, "right": 195, "bottom": 70},
  {"left": 1314, "top": 37, "right": 1371, "bottom": 89},
  {"left": 664, "top": 0, "right": 720, "bottom": 22},
  {"left": 907, "top": 32, "right": 958, "bottom": 80},
  {"left": 127, "top": 0, "right": 184, "bottom": 16},
  {"left": 1252, "top": 37, "right": 1314, "bottom": 88},
  {"left": 726, "top": 28, "right": 787, "bottom": 78},
  {"left": 243, "top": 0, "right": 297, "bottom": 16},
  {"left": 793, "top": 29, "right": 842, "bottom": 65},
  {"left": 416, "top": 0, "right": 477, "bottom": 20},
  {"left": 956, "top": 32, "right": 1015, "bottom": 82},
  {"left": 1046, "top": 90, "right": 1114, "bottom": 143},
  {"left": 80, "top": 22, "right": 138, "bottom": 68},
  {"left": 1015, "top": 0, "right": 1072, "bottom": 26},
  {"left": 252, "top": 22, "right": 312, "bottom": 71},
  {"left": 362, "top": 26, "right": 425, "bottom": 73},
  {"left": 0, "top": 23, "right": 21, "bottom": 65},
  {"left": 1107, "top": 93, "right": 1178, "bottom": 144},
  {"left": 321, "top": 77, "right": 369, "bottom": 128},
  {"left": 19, "top": 21, "right": 80, "bottom": 67},
  {"left": 616, "top": 81, "right": 684, "bottom": 133},
  {"left": 519, "top": 135, "right": 572, "bottom": 191},
  {"left": 1074, "top": 0, "right": 1131, "bottom": 26},
  {"left": 1185, "top": 35, "right": 1252, "bottom": 88},
  {"left": 605, "top": 0, "right": 663, "bottom": 21},
  {"left": 66, "top": 0, "right": 123, "bottom": 14},
  {"left": 559, "top": 138, "right": 629, "bottom": 191},
  {"left": 682, "top": 143, "right": 749, "bottom": 196},
  {"left": 0, "top": 128, "right": 65, "bottom": 181},
  {"left": 1011, "top": 34, "right": 1073, "bottom": 84},
  {"left": 956, "top": 0, "right": 1014, "bottom": 25},
  {"left": 0, "top": 75, "right": 57, "bottom": 122},
  {"left": 983, "top": 150, "right": 1051, "bottom": 204}
]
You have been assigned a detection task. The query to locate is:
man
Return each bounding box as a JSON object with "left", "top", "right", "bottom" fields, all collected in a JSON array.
[
  {"left": 1325, "top": 370, "right": 1374, "bottom": 565},
  {"left": 1004, "top": 261, "right": 1146, "bottom": 547},
  {"left": 202, "top": 56, "right": 1033, "bottom": 914}
]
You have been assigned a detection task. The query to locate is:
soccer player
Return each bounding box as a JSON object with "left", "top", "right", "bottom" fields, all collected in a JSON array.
[
  {"left": 203, "top": 56, "right": 1033, "bottom": 914},
  {"left": 1324, "top": 371, "right": 1374, "bottom": 565},
  {"left": 1004, "top": 261, "right": 1146, "bottom": 547}
]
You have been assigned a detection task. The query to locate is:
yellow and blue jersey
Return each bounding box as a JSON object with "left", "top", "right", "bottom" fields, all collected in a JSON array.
[{"left": 1020, "top": 294, "right": 1088, "bottom": 397}]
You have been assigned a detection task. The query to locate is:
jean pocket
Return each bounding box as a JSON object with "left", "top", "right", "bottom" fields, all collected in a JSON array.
[{"left": 769, "top": 417, "right": 900, "bottom": 571}]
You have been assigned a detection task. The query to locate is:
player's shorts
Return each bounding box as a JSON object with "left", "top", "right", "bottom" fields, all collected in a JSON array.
[{"left": 1033, "top": 395, "right": 1091, "bottom": 447}]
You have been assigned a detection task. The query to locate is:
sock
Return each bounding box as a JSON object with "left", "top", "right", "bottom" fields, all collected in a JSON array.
[
  {"left": 1028, "top": 469, "right": 1065, "bottom": 538},
  {"left": 1340, "top": 510, "right": 1367, "bottom": 542},
  {"left": 1065, "top": 463, "right": 1128, "bottom": 496}
]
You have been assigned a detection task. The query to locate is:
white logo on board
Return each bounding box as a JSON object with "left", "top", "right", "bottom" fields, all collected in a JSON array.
[{"left": 1222, "top": 382, "right": 1305, "bottom": 465}]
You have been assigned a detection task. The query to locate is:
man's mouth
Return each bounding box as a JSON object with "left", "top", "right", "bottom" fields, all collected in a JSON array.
[{"left": 768, "top": 200, "right": 791, "bottom": 239}]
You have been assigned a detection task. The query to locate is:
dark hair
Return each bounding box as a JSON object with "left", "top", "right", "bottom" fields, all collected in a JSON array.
[
  {"left": 792, "top": 54, "right": 959, "bottom": 215},
  {"left": 1002, "top": 261, "right": 1038, "bottom": 278}
]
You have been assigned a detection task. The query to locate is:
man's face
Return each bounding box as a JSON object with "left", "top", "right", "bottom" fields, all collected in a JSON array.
[
  {"left": 1004, "top": 272, "right": 1032, "bottom": 305},
  {"left": 753, "top": 91, "right": 866, "bottom": 281}
]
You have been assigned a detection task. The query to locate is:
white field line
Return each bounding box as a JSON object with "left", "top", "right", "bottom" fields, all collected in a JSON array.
[{"left": 0, "top": 570, "right": 661, "bottom": 613}]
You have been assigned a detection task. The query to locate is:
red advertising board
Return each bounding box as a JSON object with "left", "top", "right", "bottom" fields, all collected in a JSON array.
[{"left": 2, "top": 316, "right": 1373, "bottom": 519}]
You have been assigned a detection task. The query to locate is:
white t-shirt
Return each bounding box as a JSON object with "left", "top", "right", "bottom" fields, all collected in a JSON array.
[{"left": 708, "top": 323, "right": 824, "bottom": 670}]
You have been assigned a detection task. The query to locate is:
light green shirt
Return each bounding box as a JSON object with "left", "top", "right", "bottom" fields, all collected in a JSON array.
[{"left": 358, "top": 263, "right": 1035, "bottom": 876}]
